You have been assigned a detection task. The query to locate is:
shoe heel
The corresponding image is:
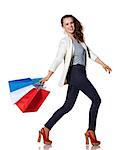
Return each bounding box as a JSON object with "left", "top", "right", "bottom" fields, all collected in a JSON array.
[
  {"left": 37, "top": 128, "right": 52, "bottom": 145},
  {"left": 37, "top": 131, "right": 41, "bottom": 142},
  {"left": 87, "top": 130, "right": 100, "bottom": 146},
  {"left": 85, "top": 134, "right": 89, "bottom": 145}
]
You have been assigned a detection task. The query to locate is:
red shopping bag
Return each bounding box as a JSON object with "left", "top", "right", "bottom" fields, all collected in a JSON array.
[{"left": 15, "top": 88, "right": 50, "bottom": 113}]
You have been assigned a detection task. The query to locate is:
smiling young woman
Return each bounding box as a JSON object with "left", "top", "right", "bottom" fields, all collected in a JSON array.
[{"left": 37, "top": 14, "right": 112, "bottom": 145}]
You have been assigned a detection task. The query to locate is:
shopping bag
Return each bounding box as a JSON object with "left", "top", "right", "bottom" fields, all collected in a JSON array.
[
  {"left": 9, "top": 77, "right": 42, "bottom": 92},
  {"left": 9, "top": 85, "right": 35, "bottom": 104},
  {"left": 8, "top": 77, "right": 42, "bottom": 104},
  {"left": 16, "top": 86, "right": 50, "bottom": 112}
]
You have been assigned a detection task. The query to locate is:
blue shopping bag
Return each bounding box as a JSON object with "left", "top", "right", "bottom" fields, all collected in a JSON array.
[
  {"left": 9, "top": 77, "right": 42, "bottom": 92},
  {"left": 8, "top": 77, "right": 42, "bottom": 104}
]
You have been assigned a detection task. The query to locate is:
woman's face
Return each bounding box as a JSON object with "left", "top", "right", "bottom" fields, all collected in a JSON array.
[{"left": 62, "top": 17, "right": 75, "bottom": 34}]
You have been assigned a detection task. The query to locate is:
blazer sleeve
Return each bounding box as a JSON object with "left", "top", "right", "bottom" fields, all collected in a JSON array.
[
  {"left": 49, "top": 38, "right": 67, "bottom": 72},
  {"left": 87, "top": 46, "right": 98, "bottom": 61}
]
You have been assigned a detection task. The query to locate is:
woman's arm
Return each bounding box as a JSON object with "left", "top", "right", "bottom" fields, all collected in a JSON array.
[
  {"left": 86, "top": 45, "right": 112, "bottom": 74},
  {"left": 40, "top": 38, "right": 67, "bottom": 84},
  {"left": 49, "top": 39, "right": 67, "bottom": 72},
  {"left": 40, "top": 70, "right": 54, "bottom": 84},
  {"left": 95, "top": 57, "right": 112, "bottom": 73}
]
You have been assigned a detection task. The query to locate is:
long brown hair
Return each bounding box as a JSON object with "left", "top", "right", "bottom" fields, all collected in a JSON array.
[
  {"left": 61, "top": 15, "right": 91, "bottom": 58},
  {"left": 61, "top": 15, "right": 85, "bottom": 43}
]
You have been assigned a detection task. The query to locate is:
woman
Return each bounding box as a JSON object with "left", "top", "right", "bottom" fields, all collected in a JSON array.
[{"left": 37, "top": 15, "right": 112, "bottom": 145}]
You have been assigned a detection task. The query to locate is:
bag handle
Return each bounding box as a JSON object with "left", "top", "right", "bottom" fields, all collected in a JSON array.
[{"left": 34, "top": 82, "right": 46, "bottom": 89}]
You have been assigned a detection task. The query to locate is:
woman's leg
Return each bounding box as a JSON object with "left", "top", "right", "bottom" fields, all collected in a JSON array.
[
  {"left": 79, "top": 77, "right": 101, "bottom": 131},
  {"left": 44, "top": 84, "right": 79, "bottom": 130}
]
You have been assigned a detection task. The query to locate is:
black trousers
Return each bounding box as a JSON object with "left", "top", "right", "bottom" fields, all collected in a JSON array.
[{"left": 45, "top": 64, "right": 101, "bottom": 131}]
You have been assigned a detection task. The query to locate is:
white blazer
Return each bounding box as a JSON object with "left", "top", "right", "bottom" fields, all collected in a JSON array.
[{"left": 49, "top": 34, "right": 98, "bottom": 87}]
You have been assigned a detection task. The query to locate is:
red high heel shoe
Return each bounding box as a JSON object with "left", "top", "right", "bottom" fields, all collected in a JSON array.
[
  {"left": 85, "top": 130, "right": 100, "bottom": 146},
  {"left": 37, "top": 128, "right": 52, "bottom": 145}
]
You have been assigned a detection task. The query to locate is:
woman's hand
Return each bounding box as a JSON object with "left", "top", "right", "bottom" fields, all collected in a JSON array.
[
  {"left": 102, "top": 64, "right": 112, "bottom": 74},
  {"left": 39, "top": 70, "right": 54, "bottom": 84},
  {"left": 95, "top": 57, "right": 112, "bottom": 74},
  {"left": 40, "top": 76, "right": 49, "bottom": 84}
]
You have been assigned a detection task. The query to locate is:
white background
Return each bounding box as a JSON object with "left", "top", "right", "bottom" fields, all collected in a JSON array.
[{"left": 0, "top": 0, "right": 125, "bottom": 150}]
